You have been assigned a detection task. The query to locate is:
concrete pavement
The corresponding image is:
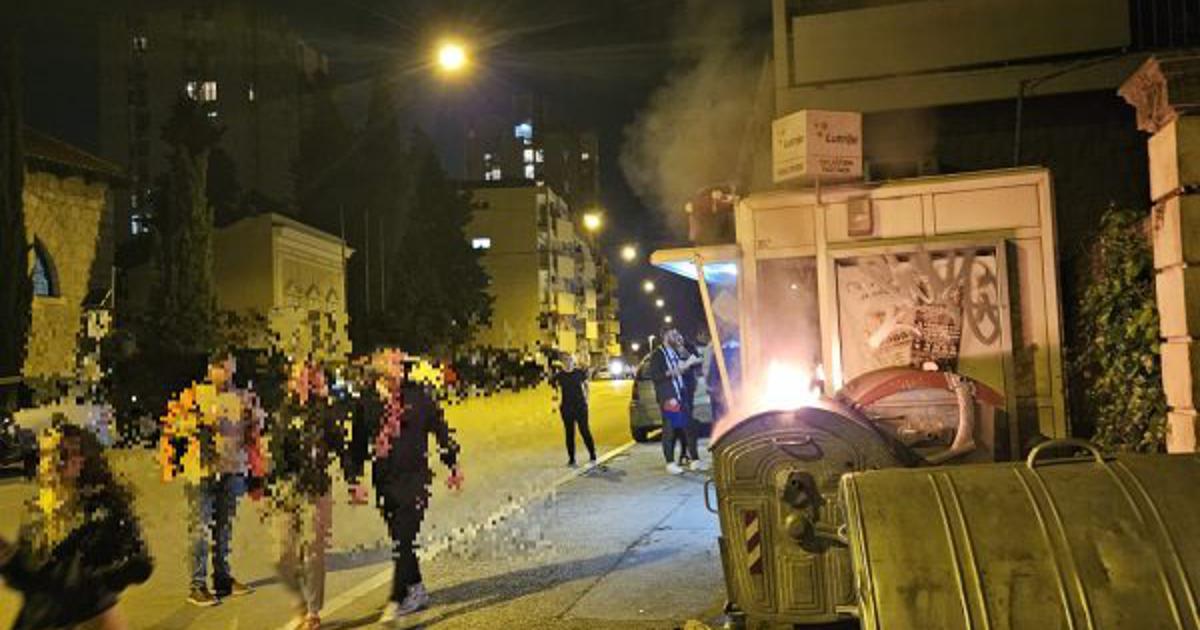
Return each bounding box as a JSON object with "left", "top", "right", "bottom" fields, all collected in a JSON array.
[
  {"left": 323, "top": 439, "right": 726, "bottom": 629},
  {"left": 0, "top": 380, "right": 728, "bottom": 628}
]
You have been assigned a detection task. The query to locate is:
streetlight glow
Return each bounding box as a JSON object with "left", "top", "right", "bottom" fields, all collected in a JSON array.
[
  {"left": 664, "top": 315, "right": 673, "bottom": 324},
  {"left": 631, "top": 342, "right": 641, "bottom": 352},
  {"left": 654, "top": 298, "right": 665, "bottom": 308},
  {"left": 583, "top": 212, "right": 602, "bottom": 232},
  {"left": 642, "top": 280, "right": 655, "bottom": 293},
  {"left": 436, "top": 41, "right": 468, "bottom": 73},
  {"left": 620, "top": 244, "right": 637, "bottom": 262}
]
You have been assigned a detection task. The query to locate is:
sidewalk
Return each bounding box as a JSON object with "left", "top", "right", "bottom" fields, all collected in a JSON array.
[{"left": 322, "top": 439, "right": 727, "bottom": 629}]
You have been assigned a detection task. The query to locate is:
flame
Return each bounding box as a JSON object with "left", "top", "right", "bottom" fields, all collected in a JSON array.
[{"left": 761, "top": 361, "right": 822, "bottom": 411}]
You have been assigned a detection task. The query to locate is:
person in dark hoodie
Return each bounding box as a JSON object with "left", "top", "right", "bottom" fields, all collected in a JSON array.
[
  {"left": 0, "top": 419, "right": 153, "bottom": 630},
  {"left": 344, "top": 349, "right": 463, "bottom": 624}
]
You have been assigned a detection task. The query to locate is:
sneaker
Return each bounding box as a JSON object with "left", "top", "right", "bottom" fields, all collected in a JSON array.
[
  {"left": 187, "top": 586, "right": 219, "bottom": 607},
  {"left": 380, "top": 583, "right": 430, "bottom": 621},
  {"left": 214, "top": 579, "right": 253, "bottom": 598},
  {"left": 689, "top": 459, "right": 709, "bottom": 472},
  {"left": 666, "top": 462, "right": 684, "bottom": 475}
]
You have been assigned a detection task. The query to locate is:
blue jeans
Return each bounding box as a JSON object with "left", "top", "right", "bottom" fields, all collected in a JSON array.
[{"left": 187, "top": 474, "right": 244, "bottom": 590}]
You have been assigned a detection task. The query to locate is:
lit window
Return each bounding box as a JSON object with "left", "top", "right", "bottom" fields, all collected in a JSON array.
[
  {"left": 31, "top": 241, "right": 58, "bottom": 297},
  {"left": 472, "top": 237, "right": 492, "bottom": 250},
  {"left": 581, "top": 152, "right": 591, "bottom": 161},
  {"left": 185, "top": 81, "right": 199, "bottom": 99},
  {"left": 132, "top": 35, "right": 149, "bottom": 52},
  {"left": 206, "top": 109, "right": 218, "bottom": 119},
  {"left": 514, "top": 121, "right": 533, "bottom": 142},
  {"left": 483, "top": 152, "right": 493, "bottom": 161},
  {"left": 523, "top": 149, "right": 534, "bottom": 163},
  {"left": 524, "top": 164, "right": 536, "bottom": 180},
  {"left": 247, "top": 83, "right": 256, "bottom": 102},
  {"left": 535, "top": 149, "right": 544, "bottom": 163},
  {"left": 485, "top": 167, "right": 502, "bottom": 181},
  {"left": 200, "top": 80, "right": 218, "bottom": 102}
]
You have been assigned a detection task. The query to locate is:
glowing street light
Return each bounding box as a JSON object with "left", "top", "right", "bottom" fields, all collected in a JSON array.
[
  {"left": 654, "top": 298, "right": 665, "bottom": 309},
  {"left": 582, "top": 212, "right": 603, "bottom": 232},
  {"left": 642, "top": 280, "right": 655, "bottom": 293},
  {"left": 436, "top": 40, "right": 469, "bottom": 73},
  {"left": 631, "top": 342, "right": 641, "bottom": 352},
  {"left": 664, "top": 315, "right": 674, "bottom": 324},
  {"left": 620, "top": 244, "right": 637, "bottom": 262}
]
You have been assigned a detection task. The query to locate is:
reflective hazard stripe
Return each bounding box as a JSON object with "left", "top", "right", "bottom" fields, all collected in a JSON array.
[{"left": 745, "top": 510, "right": 763, "bottom": 575}]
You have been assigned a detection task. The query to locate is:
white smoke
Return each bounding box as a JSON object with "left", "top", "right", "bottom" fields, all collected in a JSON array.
[{"left": 620, "top": 1, "right": 768, "bottom": 235}]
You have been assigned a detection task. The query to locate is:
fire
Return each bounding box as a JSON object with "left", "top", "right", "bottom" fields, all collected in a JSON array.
[{"left": 760, "top": 361, "right": 822, "bottom": 411}]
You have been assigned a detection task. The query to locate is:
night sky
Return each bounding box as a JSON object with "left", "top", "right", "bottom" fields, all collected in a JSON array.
[{"left": 19, "top": 0, "right": 771, "bottom": 352}]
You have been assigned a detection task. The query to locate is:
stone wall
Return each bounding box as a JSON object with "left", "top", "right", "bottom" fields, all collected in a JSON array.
[{"left": 22, "top": 170, "right": 108, "bottom": 381}]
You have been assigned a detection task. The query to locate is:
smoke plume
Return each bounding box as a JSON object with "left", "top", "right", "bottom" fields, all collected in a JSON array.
[{"left": 620, "top": 1, "right": 768, "bottom": 236}]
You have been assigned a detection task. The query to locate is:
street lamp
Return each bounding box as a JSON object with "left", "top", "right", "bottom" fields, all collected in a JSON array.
[
  {"left": 583, "top": 212, "right": 603, "bottom": 232},
  {"left": 654, "top": 298, "right": 665, "bottom": 309},
  {"left": 642, "top": 280, "right": 655, "bottom": 293},
  {"left": 620, "top": 244, "right": 637, "bottom": 262},
  {"left": 631, "top": 342, "right": 641, "bottom": 352},
  {"left": 435, "top": 40, "right": 469, "bottom": 73},
  {"left": 664, "top": 315, "right": 673, "bottom": 324}
]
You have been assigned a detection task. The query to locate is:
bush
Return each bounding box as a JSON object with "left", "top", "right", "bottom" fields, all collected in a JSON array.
[{"left": 1073, "top": 206, "right": 1167, "bottom": 452}]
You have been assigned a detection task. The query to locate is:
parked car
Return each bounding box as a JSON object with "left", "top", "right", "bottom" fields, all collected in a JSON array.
[{"left": 629, "top": 355, "right": 713, "bottom": 442}]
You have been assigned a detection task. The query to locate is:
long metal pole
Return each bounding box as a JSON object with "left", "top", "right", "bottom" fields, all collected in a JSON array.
[
  {"left": 695, "top": 254, "right": 734, "bottom": 408},
  {"left": 379, "top": 214, "right": 387, "bottom": 308}
]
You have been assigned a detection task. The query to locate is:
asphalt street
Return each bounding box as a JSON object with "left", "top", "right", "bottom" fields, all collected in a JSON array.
[{"left": 0, "top": 380, "right": 726, "bottom": 629}]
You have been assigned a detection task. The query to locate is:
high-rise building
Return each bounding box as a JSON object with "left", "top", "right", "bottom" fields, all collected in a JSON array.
[
  {"left": 464, "top": 94, "right": 600, "bottom": 212},
  {"left": 98, "top": 0, "right": 327, "bottom": 240},
  {"left": 465, "top": 182, "right": 616, "bottom": 364}
]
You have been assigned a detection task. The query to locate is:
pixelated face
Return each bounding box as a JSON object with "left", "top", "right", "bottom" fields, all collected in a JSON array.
[
  {"left": 57, "top": 436, "right": 83, "bottom": 484},
  {"left": 209, "top": 356, "right": 236, "bottom": 388},
  {"left": 564, "top": 355, "right": 576, "bottom": 370}
]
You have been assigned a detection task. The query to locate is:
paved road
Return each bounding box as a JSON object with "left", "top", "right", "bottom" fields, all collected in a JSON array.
[{"left": 0, "top": 380, "right": 724, "bottom": 628}]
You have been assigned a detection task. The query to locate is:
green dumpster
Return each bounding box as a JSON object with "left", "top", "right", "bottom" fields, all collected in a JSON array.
[
  {"left": 841, "top": 438, "right": 1200, "bottom": 629},
  {"left": 709, "top": 402, "right": 920, "bottom": 628}
]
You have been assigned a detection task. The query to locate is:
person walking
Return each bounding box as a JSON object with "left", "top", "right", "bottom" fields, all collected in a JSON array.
[
  {"left": 344, "top": 349, "right": 463, "bottom": 624},
  {"left": 549, "top": 354, "right": 597, "bottom": 468},
  {"left": 0, "top": 420, "right": 153, "bottom": 629},
  {"left": 160, "top": 353, "right": 266, "bottom": 606},
  {"left": 646, "top": 327, "right": 706, "bottom": 474},
  {"left": 269, "top": 359, "right": 348, "bottom": 630}
]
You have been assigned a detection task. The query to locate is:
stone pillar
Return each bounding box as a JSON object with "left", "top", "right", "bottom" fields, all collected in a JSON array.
[{"left": 1120, "top": 52, "right": 1200, "bottom": 453}]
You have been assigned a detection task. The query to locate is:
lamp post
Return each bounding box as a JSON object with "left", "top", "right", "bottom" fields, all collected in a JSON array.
[
  {"left": 654, "top": 298, "right": 665, "bottom": 309},
  {"left": 642, "top": 280, "right": 655, "bottom": 293},
  {"left": 620, "top": 244, "right": 637, "bottom": 262},
  {"left": 583, "top": 212, "right": 603, "bottom": 233}
]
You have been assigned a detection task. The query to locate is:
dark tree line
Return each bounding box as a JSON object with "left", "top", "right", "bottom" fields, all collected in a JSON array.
[
  {"left": 0, "top": 9, "right": 31, "bottom": 411},
  {"left": 294, "top": 69, "right": 491, "bottom": 355}
]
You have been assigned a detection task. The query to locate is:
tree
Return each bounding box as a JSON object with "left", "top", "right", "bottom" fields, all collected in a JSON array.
[
  {"left": 293, "top": 72, "right": 353, "bottom": 235},
  {"left": 152, "top": 96, "right": 224, "bottom": 356},
  {"left": 1073, "top": 206, "right": 1167, "bottom": 452},
  {"left": 207, "top": 147, "right": 242, "bottom": 227},
  {"left": 372, "top": 129, "right": 492, "bottom": 354},
  {"left": 0, "top": 17, "right": 30, "bottom": 409}
]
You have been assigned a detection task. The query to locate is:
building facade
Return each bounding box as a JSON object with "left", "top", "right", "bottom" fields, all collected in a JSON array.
[
  {"left": 212, "top": 212, "right": 352, "bottom": 360},
  {"left": 98, "top": 0, "right": 327, "bottom": 240},
  {"left": 21, "top": 129, "right": 122, "bottom": 382},
  {"left": 769, "top": 0, "right": 1200, "bottom": 435},
  {"left": 466, "top": 182, "right": 617, "bottom": 366}
]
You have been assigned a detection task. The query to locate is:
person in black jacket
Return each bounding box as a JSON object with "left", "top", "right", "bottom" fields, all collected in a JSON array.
[
  {"left": 343, "top": 350, "right": 463, "bottom": 623},
  {"left": 645, "top": 327, "right": 706, "bottom": 474},
  {"left": 0, "top": 420, "right": 153, "bottom": 630},
  {"left": 549, "top": 354, "right": 596, "bottom": 467}
]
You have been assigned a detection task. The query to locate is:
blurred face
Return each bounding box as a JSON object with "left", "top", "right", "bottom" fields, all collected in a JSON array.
[
  {"left": 209, "top": 356, "right": 235, "bottom": 388},
  {"left": 665, "top": 329, "right": 684, "bottom": 349},
  {"left": 58, "top": 437, "right": 83, "bottom": 484},
  {"left": 564, "top": 355, "right": 576, "bottom": 370}
]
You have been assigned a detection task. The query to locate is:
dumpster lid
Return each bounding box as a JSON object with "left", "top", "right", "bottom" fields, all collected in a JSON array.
[{"left": 650, "top": 245, "right": 739, "bottom": 281}]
